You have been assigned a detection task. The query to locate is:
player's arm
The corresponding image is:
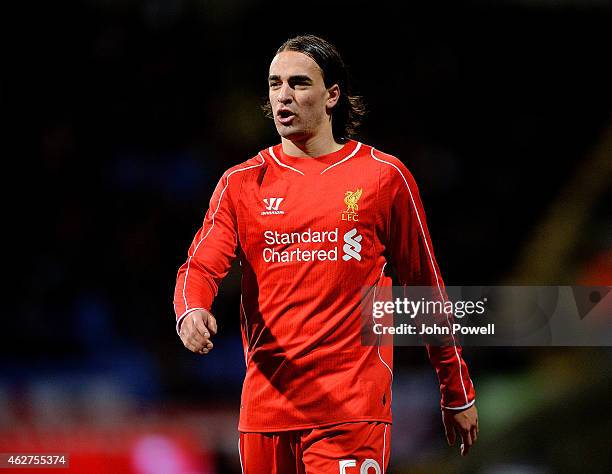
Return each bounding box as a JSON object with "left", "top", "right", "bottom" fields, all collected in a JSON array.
[
  {"left": 173, "top": 170, "right": 239, "bottom": 355},
  {"left": 383, "top": 156, "right": 478, "bottom": 455}
]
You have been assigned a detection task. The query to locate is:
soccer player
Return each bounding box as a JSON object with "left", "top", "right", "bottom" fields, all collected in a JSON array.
[{"left": 174, "top": 35, "right": 478, "bottom": 473}]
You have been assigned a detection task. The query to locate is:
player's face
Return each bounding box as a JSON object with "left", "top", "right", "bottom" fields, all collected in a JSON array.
[{"left": 268, "top": 51, "right": 338, "bottom": 142}]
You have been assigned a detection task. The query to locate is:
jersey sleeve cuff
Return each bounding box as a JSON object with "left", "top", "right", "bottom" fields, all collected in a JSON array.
[
  {"left": 176, "top": 308, "right": 207, "bottom": 335},
  {"left": 442, "top": 398, "right": 476, "bottom": 410}
]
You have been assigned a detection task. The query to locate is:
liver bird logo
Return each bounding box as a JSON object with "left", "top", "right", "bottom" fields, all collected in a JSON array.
[{"left": 344, "top": 188, "right": 363, "bottom": 213}]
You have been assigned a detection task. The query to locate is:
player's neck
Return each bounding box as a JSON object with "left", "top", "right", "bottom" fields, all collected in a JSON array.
[{"left": 281, "top": 132, "right": 344, "bottom": 158}]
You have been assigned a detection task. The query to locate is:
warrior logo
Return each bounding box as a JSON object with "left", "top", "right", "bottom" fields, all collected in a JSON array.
[
  {"left": 342, "top": 228, "right": 363, "bottom": 261},
  {"left": 261, "top": 197, "right": 285, "bottom": 215}
]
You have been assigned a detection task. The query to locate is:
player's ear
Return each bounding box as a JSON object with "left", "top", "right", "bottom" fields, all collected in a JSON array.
[{"left": 326, "top": 84, "right": 340, "bottom": 110}]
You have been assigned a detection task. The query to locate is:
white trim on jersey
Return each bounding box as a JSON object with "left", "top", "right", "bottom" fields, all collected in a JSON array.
[
  {"left": 181, "top": 155, "right": 265, "bottom": 313},
  {"left": 268, "top": 146, "right": 305, "bottom": 175},
  {"left": 268, "top": 142, "right": 363, "bottom": 175},
  {"left": 443, "top": 399, "right": 476, "bottom": 410},
  {"left": 383, "top": 423, "right": 388, "bottom": 473},
  {"left": 320, "top": 141, "right": 362, "bottom": 174},
  {"left": 372, "top": 262, "right": 393, "bottom": 402},
  {"left": 240, "top": 294, "right": 250, "bottom": 366},
  {"left": 238, "top": 437, "right": 244, "bottom": 474},
  {"left": 370, "top": 147, "right": 470, "bottom": 406}
]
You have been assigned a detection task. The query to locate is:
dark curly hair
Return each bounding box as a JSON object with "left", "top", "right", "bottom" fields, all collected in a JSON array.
[{"left": 262, "top": 34, "right": 366, "bottom": 143}]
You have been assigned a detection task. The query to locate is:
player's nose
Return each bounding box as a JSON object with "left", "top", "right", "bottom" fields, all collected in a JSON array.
[{"left": 277, "top": 83, "right": 293, "bottom": 103}]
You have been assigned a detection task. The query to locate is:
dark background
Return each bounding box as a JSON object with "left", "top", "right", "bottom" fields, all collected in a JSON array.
[{"left": 1, "top": 1, "right": 611, "bottom": 473}]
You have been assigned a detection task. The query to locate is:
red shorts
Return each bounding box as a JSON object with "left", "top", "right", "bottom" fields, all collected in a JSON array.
[{"left": 238, "top": 421, "right": 390, "bottom": 474}]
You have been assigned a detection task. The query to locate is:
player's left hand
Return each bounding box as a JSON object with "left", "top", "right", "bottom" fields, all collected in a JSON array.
[{"left": 442, "top": 404, "right": 478, "bottom": 456}]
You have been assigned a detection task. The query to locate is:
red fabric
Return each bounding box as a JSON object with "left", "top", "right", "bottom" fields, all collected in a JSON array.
[
  {"left": 239, "top": 421, "right": 390, "bottom": 474},
  {"left": 174, "top": 140, "right": 476, "bottom": 431}
]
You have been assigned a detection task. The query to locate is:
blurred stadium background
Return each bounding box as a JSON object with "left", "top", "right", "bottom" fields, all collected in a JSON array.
[{"left": 2, "top": 0, "right": 611, "bottom": 473}]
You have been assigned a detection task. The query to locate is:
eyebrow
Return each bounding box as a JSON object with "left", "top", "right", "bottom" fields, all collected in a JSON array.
[{"left": 268, "top": 74, "right": 313, "bottom": 83}]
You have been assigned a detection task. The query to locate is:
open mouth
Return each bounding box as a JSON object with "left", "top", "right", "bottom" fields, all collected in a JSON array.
[{"left": 277, "top": 109, "right": 296, "bottom": 124}]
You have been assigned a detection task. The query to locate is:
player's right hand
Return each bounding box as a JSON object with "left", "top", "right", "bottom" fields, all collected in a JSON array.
[
  {"left": 179, "top": 309, "right": 218, "bottom": 355},
  {"left": 442, "top": 404, "right": 478, "bottom": 456}
]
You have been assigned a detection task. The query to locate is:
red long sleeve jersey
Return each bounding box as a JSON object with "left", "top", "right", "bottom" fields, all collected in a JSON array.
[{"left": 174, "top": 140, "right": 475, "bottom": 432}]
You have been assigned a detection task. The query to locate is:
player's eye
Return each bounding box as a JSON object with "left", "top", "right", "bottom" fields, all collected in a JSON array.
[{"left": 290, "top": 81, "right": 309, "bottom": 89}]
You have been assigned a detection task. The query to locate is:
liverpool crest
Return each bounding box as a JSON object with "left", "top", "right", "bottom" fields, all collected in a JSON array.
[{"left": 342, "top": 188, "right": 362, "bottom": 221}]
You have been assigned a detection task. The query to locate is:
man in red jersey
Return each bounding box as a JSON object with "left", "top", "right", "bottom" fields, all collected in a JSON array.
[{"left": 174, "top": 35, "right": 478, "bottom": 473}]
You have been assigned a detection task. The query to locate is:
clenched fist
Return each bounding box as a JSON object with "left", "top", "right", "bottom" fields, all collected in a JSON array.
[{"left": 179, "top": 309, "right": 218, "bottom": 355}]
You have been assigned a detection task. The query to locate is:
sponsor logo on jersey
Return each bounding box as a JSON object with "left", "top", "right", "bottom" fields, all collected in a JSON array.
[
  {"left": 261, "top": 197, "right": 285, "bottom": 215},
  {"left": 342, "top": 188, "right": 362, "bottom": 221},
  {"left": 260, "top": 227, "right": 364, "bottom": 263},
  {"left": 342, "top": 228, "right": 362, "bottom": 261}
]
